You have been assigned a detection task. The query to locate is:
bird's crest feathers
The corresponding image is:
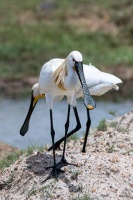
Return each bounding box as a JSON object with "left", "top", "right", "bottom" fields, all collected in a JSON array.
[{"left": 52, "top": 57, "right": 68, "bottom": 86}]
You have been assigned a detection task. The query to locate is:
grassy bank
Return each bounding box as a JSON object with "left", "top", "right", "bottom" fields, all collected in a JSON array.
[
  {"left": 0, "top": 0, "right": 133, "bottom": 80},
  {"left": 0, "top": 145, "right": 45, "bottom": 170}
]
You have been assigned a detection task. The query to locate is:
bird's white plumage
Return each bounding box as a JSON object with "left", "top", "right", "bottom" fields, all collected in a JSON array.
[
  {"left": 38, "top": 50, "right": 94, "bottom": 170},
  {"left": 39, "top": 51, "right": 83, "bottom": 109},
  {"left": 32, "top": 83, "right": 40, "bottom": 97},
  {"left": 36, "top": 63, "right": 122, "bottom": 104},
  {"left": 32, "top": 83, "right": 64, "bottom": 102},
  {"left": 74, "top": 63, "right": 122, "bottom": 99},
  {"left": 21, "top": 51, "right": 101, "bottom": 172}
]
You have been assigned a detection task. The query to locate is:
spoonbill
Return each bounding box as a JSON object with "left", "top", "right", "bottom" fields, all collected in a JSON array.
[
  {"left": 20, "top": 63, "right": 122, "bottom": 153},
  {"left": 20, "top": 51, "right": 96, "bottom": 177},
  {"left": 50, "top": 63, "right": 122, "bottom": 152}
]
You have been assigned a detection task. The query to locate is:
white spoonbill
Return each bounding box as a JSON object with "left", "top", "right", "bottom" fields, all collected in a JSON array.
[
  {"left": 50, "top": 63, "right": 122, "bottom": 152},
  {"left": 20, "top": 63, "right": 122, "bottom": 154},
  {"left": 20, "top": 51, "right": 96, "bottom": 177}
]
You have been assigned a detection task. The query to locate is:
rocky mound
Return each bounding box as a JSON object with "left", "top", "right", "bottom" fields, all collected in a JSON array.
[{"left": 0, "top": 110, "right": 133, "bottom": 200}]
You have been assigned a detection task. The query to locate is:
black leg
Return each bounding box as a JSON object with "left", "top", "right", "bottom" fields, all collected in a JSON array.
[
  {"left": 61, "top": 104, "right": 71, "bottom": 162},
  {"left": 50, "top": 109, "right": 56, "bottom": 168},
  {"left": 57, "top": 105, "right": 78, "bottom": 168},
  {"left": 46, "top": 110, "right": 64, "bottom": 177},
  {"left": 48, "top": 106, "right": 81, "bottom": 151},
  {"left": 20, "top": 92, "right": 38, "bottom": 136},
  {"left": 82, "top": 108, "right": 91, "bottom": 153}
]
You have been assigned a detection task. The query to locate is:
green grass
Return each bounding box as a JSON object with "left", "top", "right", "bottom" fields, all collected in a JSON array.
[
  {"left": 73, "top": 193, "right": 96, "bottom": 200},
  {"left": 110, "top": 121, "right": 118, "bottom": 128},
  {"left": 0, "top": 0, "right": 133, "bottom": 80},
  {"left": 106, "top": 144, "right": 114, "bottom": 153},
  {"left": 0, "top": 151, "right": 23, "bottom": 170},
  {"left": 0, "top": 172, "right": 15, "bottom": 190},
  {"left": 67, "top": 133, "right": 79, "bottom": 143},
  {"left": 108, "top": 110, "right": 116, "bottom": 116},
  {"left": 97, "top": 119, "right": 107, "bottom": 131},
  {"left": 0, "top": 145, "right": 45, "bottom": 170},
  {"left": 70, "top": 170, "right": 81, "bottom": 181}
]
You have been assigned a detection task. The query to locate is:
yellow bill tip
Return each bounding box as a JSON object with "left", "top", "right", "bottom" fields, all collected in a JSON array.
[{"left": 87, "top": 105, "right": 95, "bottom": 110}]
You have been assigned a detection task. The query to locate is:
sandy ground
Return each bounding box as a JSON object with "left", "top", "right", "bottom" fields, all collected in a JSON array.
[{"left": 0, "top": 110, "right": 133, "bottom": 199}]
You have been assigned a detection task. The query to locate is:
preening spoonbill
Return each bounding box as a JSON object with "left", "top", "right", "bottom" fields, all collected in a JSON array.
[
  {"left": 49, "top": 63, "right": 122, "bottom": 152},
  {"left": 20, "top": 51, "right": 96, "bottom": 177},
  {"left": 20, "top": 63, "right": 122, "bottom": 153}
]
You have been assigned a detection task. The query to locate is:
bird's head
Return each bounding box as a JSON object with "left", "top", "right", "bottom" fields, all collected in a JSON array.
[
  {"left": 32, "top": 83, "right": 40, "bottom": 97},
  {"left": 68, "top": 51, "right": 83, "bottom": 69},
  {"left": 68, "top": 51, "right": 96, "bottom": 110},
  {"left": 32, "top": 83, "right": 45, "bottom": 107}
]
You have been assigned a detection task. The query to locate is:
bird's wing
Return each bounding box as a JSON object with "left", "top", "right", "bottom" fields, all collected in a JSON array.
[
  {"left": 83, "top": 63, "right": 100, "bottom": 73},
  {"left": 89, "top": 83, "right": 119, "bottom": 96},
  {"left": 39, "top": 59, "right": 64, "bottom": 94},
  {"left": 99, "top": 71, "right": 122, "bottom": 85},
  {"left": 83, "top": 64, "right": 122, "bottom": 87},
  {"left": 80, "top": 63, "right": 123, "bottom": 96}
]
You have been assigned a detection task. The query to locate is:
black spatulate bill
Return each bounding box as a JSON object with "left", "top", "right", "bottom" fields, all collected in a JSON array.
[
  {"left": 75, "top": 61, "right": 96, "bottom": 110},
  {"left": 20, "top": 92, "right": 38, "bottom": 136}
]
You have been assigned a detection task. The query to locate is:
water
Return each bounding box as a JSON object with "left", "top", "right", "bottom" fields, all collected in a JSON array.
[{"left": 0, "top": 98, "right": 133, "bottom": 149}]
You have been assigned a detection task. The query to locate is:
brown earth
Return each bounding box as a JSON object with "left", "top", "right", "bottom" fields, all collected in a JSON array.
[
  {"left": 0, "top": 77, "right": 38, "bottom": 98},
  {"left": 0, "top": 142, "right": 19, "bottom": 160},
  {"left": 0, "top": 66, "right": 132, "bottom": 99}
]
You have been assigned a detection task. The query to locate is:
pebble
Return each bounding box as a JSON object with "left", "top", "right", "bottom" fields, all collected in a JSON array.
[
  {"left": 110, "top": 155, "right": 119, "bottom": 163},
  {"left": 91, "top": 187, "right": 96, "bottom": 193},
  {"left": 118, "top": 143, "right": 125, "bottom": 148},
  {"left": 110, "top": 166, "right": 120, "bottom": 174}
]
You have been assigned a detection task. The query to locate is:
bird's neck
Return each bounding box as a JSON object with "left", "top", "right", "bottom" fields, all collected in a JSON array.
[{"left": 64, "top": 61, "right": 79, "bottom": 90}]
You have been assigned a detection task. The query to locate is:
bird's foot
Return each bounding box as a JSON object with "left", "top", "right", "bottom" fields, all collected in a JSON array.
[
  {"left": 46, "top": 165, "right": 65, "bottom": 179},
  {"left": 57, "top": 158, "right": 77, "bottom": 168},
  {"left": 42, "top": 166, "right": 65, "bottom": 182},
  {"left": 81, "top": 148, "right": 86, "bottom": 153}
]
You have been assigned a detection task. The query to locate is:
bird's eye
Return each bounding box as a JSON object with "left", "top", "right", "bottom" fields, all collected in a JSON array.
[{"left": 73, "top": 58, "right": 75, "bottom": 62}]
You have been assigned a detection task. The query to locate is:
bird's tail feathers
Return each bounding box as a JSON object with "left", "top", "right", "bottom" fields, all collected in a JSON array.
[
  {"left": 112, "top": 84, "right": 119, "bottom": 90},
  {"left": 102, "top": 72, "right": 122, "bottom": 85}
]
